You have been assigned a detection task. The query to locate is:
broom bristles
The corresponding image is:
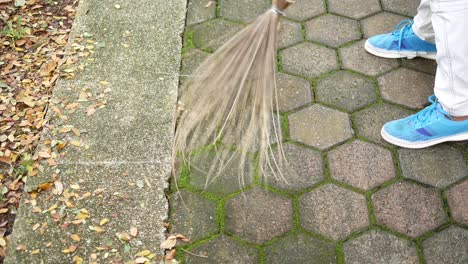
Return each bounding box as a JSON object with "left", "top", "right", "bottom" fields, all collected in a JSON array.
[{"left": 173, "top": 0, "right": 294, "bottom": 189}]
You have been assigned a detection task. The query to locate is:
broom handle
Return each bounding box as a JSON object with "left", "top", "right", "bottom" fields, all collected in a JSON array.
[{"left": 273, "top": 0, "right": 295, "bottom": 11}]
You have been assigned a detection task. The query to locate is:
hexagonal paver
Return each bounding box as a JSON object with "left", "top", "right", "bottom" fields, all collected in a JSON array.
[
  {"left": 344, "top": 230, "right": 419, "bottom": 264},
  {"left": 170, "top": 191, "right": 218, "bottom": 241},
  {"left": 180, "top": 49, "right": 210, "bottom": 85},
  {"left": 329, "top": 0, "right": 381, "bottom": 19},
  {"left": 225, "top": 187, "right": 293, "bottom": 244},
  {"left": 381, "top": 0, "right": 420, "bottom": 17},
  {"left": 284, "top": 0, "right": 326, "bottom": 21},
  {"left": 189, "top": 150, "right": 253, "bottom": 196},
  {"left": 372, "top": 182, "right": 446, "bottom": 238},
  {"left": 423, "top": 226, "right": 468, "bottom": 264},
  {"left": 361, "top": 12, "right": 408, "bottom": 39},
  {"left": 263, "top": 143, "right": 325, "bottom": 191},
  {"left": 379, "top": 68, "right": 434, "bottom": 109},
  {"left": 191, "top": 19, "right": 243, "bottom": 50},
  {"left": 185, "top": 235, "right": 258, "bottom": 263},
  {"left": 276, "top": 73, "right": 312, "bottom": 112},
  {"left": 329, "top": 140, "right": 396, "bottom": 190},
  {"left": 306, "top": 14, "right": 361, "bottom": 47},
  {"left": 186, "top": 0, "right": 216, "bottom": 26},
  {"left": 299, "top": 184, "right": 369, "bottom": 240},
  {"left": 316, "top": 71, "right": 377, "bottom": 112},
  {"left": 447, "top": 179, "right": 468, "bottom": 225},
  {"left": 340, "top": 40, "right": 399, "bottom": 76},
  {"left": 289, "top": 104, "right": 353, "bottom": 150},
  {"left": 265, "top": 233, "right": 337, "bottom": 263},
  {"left": 399, "top": 145, "right": 467, "bottom": 188},
  {"left": 281, "top": 42, "right": 339, "bottom": 78},
  {"left": 278, "top": 19, "right": 303, "bottom": 49},
  {"left": 353, "top": 103, "right": 414, "bottom": 146},
  {"left": 219, "top": 0, "right": 270, "bottom": 22},
  {"left": 402, "top": 58, "right": 437, "bottom": 75}
]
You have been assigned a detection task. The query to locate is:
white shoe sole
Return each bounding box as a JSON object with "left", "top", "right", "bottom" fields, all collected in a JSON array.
[
  {"left": 365, "top": 40, "right": 437, "bottom": 60},
  {"left": 381, "top": 128, "right": 468, "bottom": 149}
]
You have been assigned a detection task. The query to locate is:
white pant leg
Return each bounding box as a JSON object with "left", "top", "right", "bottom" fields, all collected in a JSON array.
[
  {"left": 413, "top": 0, "right": 435, "bottom": 42},
  {"left": 432, "top": 0, "right": 468, "bottom": 116}
]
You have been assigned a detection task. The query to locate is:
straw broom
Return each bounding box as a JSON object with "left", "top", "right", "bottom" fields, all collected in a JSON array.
[{"left": 174, "top": 0, "right": 295, "bottom": 188}]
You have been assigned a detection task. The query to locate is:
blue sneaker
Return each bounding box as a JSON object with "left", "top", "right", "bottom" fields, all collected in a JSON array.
[
  {"left": 365, "top": 20, "right": 437, "bottom": 60},
  {"left": 381, "top": 96, "right": 468, "bottom": 148}
]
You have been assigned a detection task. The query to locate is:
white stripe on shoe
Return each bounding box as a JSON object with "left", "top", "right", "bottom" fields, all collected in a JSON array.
[
  {"left": 381, "top": 127, "right": 468, "bottom": 149},
  {"left": 365, "top": 40, "right": 437, "bottom": 60}
]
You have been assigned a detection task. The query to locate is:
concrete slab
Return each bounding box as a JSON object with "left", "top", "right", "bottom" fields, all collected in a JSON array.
[{"left": 6, "top": 0, "right": 186, "bottom": 262}]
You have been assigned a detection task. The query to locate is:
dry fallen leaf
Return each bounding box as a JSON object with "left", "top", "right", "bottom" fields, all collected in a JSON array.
[
  {"left": 166, "top": 249, "right": 176, "bottom": 260},
  {"left": 99, "top": 218, "right": 109, "bottom": 226},
  {"left": 130, "top": 227, "right": 138, "bottom": 237},
  {"left": 160, "top": 235, "right": 177, "bottom": 249},
  {"left": 205, "top": 1, "right": 213, "bottom": 7},
  {"left": 70, "top": 234, "right": 81, "bottom": 242}
]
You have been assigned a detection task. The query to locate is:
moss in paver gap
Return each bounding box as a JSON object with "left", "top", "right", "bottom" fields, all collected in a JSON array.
[
  {"left": 315, "top": 70, "right": 377, "bottom": 112},
  {"left": 378, "top": 67, "right": 435, "bottom": 109},
  {"left": 172, "top": 0, "right": 468, "bottom": 263},
  {"left": 180, "top": 49, "right": 210, "bottom": 84},
  {"left": 264, "top": 233, "right": 337, "bottom": 263},
  {"left": 343, "top": 229, "right": 420, "bottom": 264},
  {"left": 190, "top": 18, "right": 243, "bottom": 51}
]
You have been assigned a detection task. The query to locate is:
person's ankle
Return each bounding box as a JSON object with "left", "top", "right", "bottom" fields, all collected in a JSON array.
[{"left": 452, "top": 115, "right": 468, "bottom": 122}]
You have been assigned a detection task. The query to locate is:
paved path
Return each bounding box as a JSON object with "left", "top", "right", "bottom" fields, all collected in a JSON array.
[
  {"left": 6, "top": 0, "right": 186, "bottom": 262},
  {"left": 171, "top": 0, "right": 468, "bottom": 263}
]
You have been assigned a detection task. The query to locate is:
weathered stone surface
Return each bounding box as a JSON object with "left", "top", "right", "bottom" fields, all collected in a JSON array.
[
  {"left": 180, "top": 49, "right": 210, "bottom": 84},
  {"left": 189, "top": 150, "right": 254, "bottom": 196},
  {"left": 276, "top": 73, "right": 312, "bottom": 112},
  {"left": 373, "top": 182, "right": 446, "bottom": 238},
  {"left": 447, "top": 179, "right": 468, "bottom": 225},
  {"left": 306, "top": 14, "right": 361, "bottom": 47},
  {"left": 329, "top": 140, "right": 396, "bottom": 190},
  {"left": 281, "top": 42, "right": 339, "bottom": 78},
  {"left": 6, "top": 0, "right": 186, "bottom": 261},
  {"left": 170, "top": 191, "right": 218, "bottom": 241},
  {"left": 299, "top": 184, "right": 369, "bottom": 240},
  {"left": 402, "top": 58, "right": 437, "bottom": 75},
  {"left": 382, "top": 0, "right": 420, "bottom": 17},
  {"left": 423, "top": 226, "right": 468, "bottom": 264},
  {"left": 399, "top": 145, "right": 467, "bottom": 188},
  {"left": 289, "top": 104, "right": 353, "bottom": 150},
  {"left": 329, "top": 0, "right": 381, "bottom": 19},
  {"left": 264, "top": 143, "right": 325, "bottom": 191},
  {"left": 186, "top": 235, "right": 258, "bottom": 263},
  {"left": 353, "top": 103, "right": 414, "bottom": 146},
  {"left": 225, "top": 188, "right": 293, "bottom": 244},
  {"left": 191, "top": 19, "right": 243, "bottom": 50},
  {"left": 187, "top": 0, "right": 216, "bottom": 25},
  {"left": 285, "top": 0, "right": 326, "bottom": 21},
  {"left": 361, "top": 12, "right": 408, "bottom": 39},
  {"left": 344, "top": 230, "right": 419, "bottom": 264},
  {"left": 265, "top": 233, "right": 337, "bottom": 263},
  {"left": 219, "top": 0, "right": 270, "bottom": 22},
  {"left": 378, "top": 68, "right": 434, "bottom": 109},
  {"left": 341, "top": 40, "right": 399, "bottom": 76},
  {"left": 316, "top": 71, "right": 377, "bottom": 112},
  {"left": 278, "top": 19, "right": 303, "bottom": 49}
]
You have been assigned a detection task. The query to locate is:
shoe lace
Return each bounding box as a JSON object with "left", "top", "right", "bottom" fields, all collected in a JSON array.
[
  {"left": 392, "top": 20, "right": 413, "bottom": 51},
  {"left": 412, "top": 96, "right": 451, "bottom": 126}
]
